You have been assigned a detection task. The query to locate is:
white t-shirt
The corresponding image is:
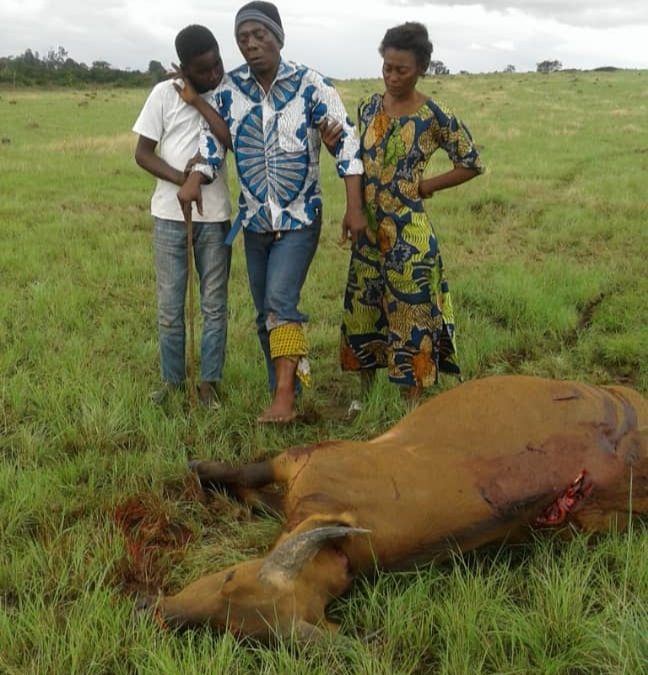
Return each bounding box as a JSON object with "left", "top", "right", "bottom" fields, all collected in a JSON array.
[{"left": 132, "top": 80, "right": 231, "bottom": 222}]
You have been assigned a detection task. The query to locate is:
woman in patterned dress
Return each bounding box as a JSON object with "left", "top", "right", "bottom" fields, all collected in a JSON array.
[{"left": 340, "top": 22, "right": 484, "bottom": 402}]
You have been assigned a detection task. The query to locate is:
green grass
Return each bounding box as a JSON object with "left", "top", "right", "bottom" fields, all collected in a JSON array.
[{"left": 0, "top": 71, "right": 647, "bottom": 673}]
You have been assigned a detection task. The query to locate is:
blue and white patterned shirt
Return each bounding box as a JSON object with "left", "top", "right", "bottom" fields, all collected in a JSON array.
[{"left": 195, "top": 59, "right": 363, "bottom": 236}]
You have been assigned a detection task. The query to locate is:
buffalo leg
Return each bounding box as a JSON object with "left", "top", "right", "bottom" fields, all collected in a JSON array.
[
  {"left": 189, "top": 459, "right": 281, "bottom": 511},
  {"left": 189, "top": 459, "right": 274, "bottom": 487}
]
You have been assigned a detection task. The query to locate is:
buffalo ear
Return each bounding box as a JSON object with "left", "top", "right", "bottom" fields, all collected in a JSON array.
[
  {"left": 258, "top": 524, "right": 370, "bottom": 588},
  {"left": 290, "top": 618, "right": 339, "bottom": 643},
  {"left": 618, "top": 429, "right": 648, "bottom": 464}
]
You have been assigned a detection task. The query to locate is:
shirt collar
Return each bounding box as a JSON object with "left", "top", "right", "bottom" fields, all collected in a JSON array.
[{"left": 239, "top": 58, "right": 296, "bottom": 83}]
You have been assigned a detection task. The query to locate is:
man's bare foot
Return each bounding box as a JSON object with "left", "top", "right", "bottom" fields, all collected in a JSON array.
[
  {"left": 257, "top": 407, "right": 297, "bottom": 424},
  {"left": 257, "top": 388, "right": 297, "bottom": 424},
  {"left": 258, "top": 356, "right": 299, "bottom": 423}
]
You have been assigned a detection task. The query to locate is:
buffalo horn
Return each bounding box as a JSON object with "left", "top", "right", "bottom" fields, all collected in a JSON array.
[{"left": 259, "top": 525, "right": 370, "bottom": 586}]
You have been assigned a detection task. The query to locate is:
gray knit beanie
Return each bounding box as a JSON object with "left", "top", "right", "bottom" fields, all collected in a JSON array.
[{"left": 235, "top": 1, "right": 284, "bottom": 46}]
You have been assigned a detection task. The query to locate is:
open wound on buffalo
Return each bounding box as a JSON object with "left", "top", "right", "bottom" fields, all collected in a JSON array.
[{"left": 533, "top": 470, "right": 593, "bottom": 527}]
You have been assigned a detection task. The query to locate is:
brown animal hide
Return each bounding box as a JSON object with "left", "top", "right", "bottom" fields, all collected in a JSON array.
[{"left": 139, "top": 375, "right": 648, "bottom": 640}]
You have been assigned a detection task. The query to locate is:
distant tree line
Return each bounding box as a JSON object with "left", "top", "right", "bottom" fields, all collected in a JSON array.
[
  {"left": 426, "top": 60, "right": 556, "bottom": 76},
  {"left": 0, "top": 48, "right": 611, "bottom": 86},
  {"left": 0, "top": 47, "right": 167, "bottom": 87}
]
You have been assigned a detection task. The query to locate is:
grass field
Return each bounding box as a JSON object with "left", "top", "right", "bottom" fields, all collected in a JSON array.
[{"left": 0, "top": 70, "right": 647, "bottom": 673}]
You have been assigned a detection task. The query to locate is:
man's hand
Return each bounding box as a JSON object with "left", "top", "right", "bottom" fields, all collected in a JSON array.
[
  {"left": 340, "top": 206, "right": 367, "bottom": 244},
  {"left": 319, "top": 118, "right": 343, "bottom": 157},
  {"left": 170, "top": 64, "right": 233, "bottom": 151},
  {"left": 170, "top": 63, "right": 200, "bottom": 106},
  {"left": 183, "top": 153, "right": 204, "bottom": 176},
  {"left": 177, "top": 172, "right": 205, "bottom": 218}
]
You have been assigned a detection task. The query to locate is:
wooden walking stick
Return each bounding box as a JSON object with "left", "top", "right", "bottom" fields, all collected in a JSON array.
[{"left": 184, "top": 207, "right": 199, "bottom": 409}]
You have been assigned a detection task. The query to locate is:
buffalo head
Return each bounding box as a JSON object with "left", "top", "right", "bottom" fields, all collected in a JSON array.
[{"left": 138, "top": 519, "right": 370, "bottom": 641}]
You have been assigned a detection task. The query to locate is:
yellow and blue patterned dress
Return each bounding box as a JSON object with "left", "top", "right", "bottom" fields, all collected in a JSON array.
[{"left": 340, "top": 94, "right": 483, "bottom": 387}]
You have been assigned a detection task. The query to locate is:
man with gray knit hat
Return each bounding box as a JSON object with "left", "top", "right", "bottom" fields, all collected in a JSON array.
[
  {"left": 235, "top": 0, "right": 284, "bottom": 45},
  {"left": 178, "top": 1, "right": 366, "bottom": 424}
]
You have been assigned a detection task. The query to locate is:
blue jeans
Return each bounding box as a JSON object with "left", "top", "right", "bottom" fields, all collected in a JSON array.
[
  {"left": 153, "top": 218, "right": 231, "bottom": 385},
  {"left": 243, "top": 220, "right": 321, "bottom": 390}
]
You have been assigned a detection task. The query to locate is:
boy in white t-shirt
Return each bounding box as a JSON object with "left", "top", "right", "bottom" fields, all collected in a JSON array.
[{"left": 132, "top": 25, "right": 231, "bottom": 407}]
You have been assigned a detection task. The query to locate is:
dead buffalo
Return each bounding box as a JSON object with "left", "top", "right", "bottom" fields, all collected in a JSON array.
[{"left": 139, "top": 375, "right": 648, "bottom": 640}]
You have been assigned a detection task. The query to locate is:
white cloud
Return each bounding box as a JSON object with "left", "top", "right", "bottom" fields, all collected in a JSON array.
[
  {"left": 391, "top": 0, "right": 648, "bottom": 28},
  {"left": 2, "top": 0, "right": 46, "bottom": 15},
  {"left": 0, "top": 0, "right": 646, "bottom": 75}
]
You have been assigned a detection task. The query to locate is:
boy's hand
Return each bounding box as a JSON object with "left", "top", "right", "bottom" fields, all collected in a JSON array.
[{"left": 177, "top": 172, "right": 204, "bottom": 217}]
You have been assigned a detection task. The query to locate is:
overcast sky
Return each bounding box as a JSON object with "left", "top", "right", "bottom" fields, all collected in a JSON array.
[{"left": 2, "top": 0, "right": 647, "bottom": 77}]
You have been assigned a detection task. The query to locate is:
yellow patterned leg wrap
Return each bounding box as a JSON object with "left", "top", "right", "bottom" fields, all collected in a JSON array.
[
  {"left": 269, "top": 323, "right": 311, "bottom": 388},
  {"left": 269, "top": 323, "right": 307, "bottom": 358}
]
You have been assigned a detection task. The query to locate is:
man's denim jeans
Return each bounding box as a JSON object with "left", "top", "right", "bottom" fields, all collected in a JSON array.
[
  {"left": 243, "top": 220, "right": 321, "bottom": 391},
  {"left": 153, "top": 218, "right": 231, "bottom": 385}
]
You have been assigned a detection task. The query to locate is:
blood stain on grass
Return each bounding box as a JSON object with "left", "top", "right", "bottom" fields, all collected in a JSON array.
[{"left": 113, "top": 490, "right": 194, "bottom": 597}]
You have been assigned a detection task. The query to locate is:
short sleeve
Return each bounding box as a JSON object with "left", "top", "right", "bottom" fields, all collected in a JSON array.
[
  {"left": 132, "top": 84, "right": 164, "bottom": 142},
  {"left": 431, "top": 101, "right": 484, "bottom": 174}
]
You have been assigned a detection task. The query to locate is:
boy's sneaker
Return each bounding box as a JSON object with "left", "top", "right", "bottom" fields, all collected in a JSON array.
[
  {"left": 198, "top": 381, "right": 221, "bottom": 409},
  {"left": 150, "top": 382, "right": 183, "bottom": 405},
  {"left": 346, "top": 399, "right": 363, "bottom": 418}
]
